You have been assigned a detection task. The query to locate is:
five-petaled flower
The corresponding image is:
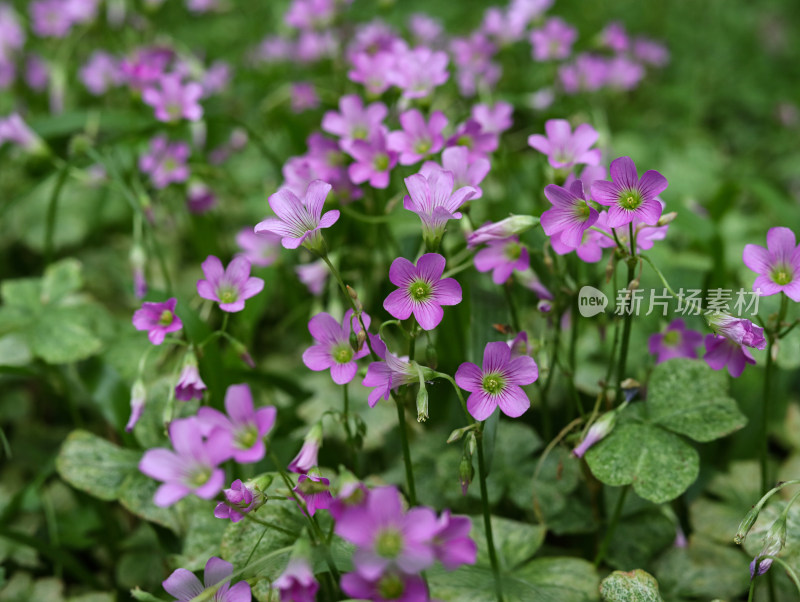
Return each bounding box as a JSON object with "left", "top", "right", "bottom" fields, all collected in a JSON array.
[
  {"left": 302, "top": 310, "right": 373, "bottom": 384},
  {"left": 742, "top": 226, "right": 800, "bottom": 301},
  {"left": 528, "top": 119, "right": 601, "bottom": 169},
  {"left": 591, "top": 156, "right": 667, "bottom": 228},
  {"left": 455, "top": 341, "right": 539, "bottom": 421},
  {"left": 197, "top": 255, "right": 265, "bottom": 312},
  {"left": 383, "top": 253, "right": 462, "bottom": 331},
  {"left": 132, "top": 297, "right": 183, "bottom": 345}
]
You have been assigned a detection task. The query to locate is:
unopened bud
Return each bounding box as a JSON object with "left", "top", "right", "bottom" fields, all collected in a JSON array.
[
  {"left": 125, "top": 379, "right": 147, "bottom": 432},
  {"left": 657, "top": 212, "right": 677, "bottom": 226},
  {"left": 458, "top": 451, "right": 474, "bottom": 496},
  {"left": 573, "top": 410, "right": 618, "bottom": 458},
  {"left": 628, "top": 279, "right": 639, "bottom": 291},
  {"left": 735, "top": 506, "right": 760, "bottom": 545},
  {"left": 346, "top": 285, "right": 358, "bottom": 300},
  {"left": 229, "top": 338, "right": 255, "bottom": 368},
  {"left": 416, "top": 385, "right": 429, "bottom": 422}
]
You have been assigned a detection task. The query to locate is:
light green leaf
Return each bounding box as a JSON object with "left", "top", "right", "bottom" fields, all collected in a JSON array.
[
  {"left": 40, "top": 258, "right": 83, "bottom": 305},
  {"left": 648, "top": 359, "right": 747, "bottom": 442},
  {"left": 655, "top": 538, "right": 750, "bottom": 599},
  {"left": 29, "top": 311, "right": 102, "bottom": 364},
  {"left": 0, "top": 278, "right": 40, "bottom": 309},
  {"left": 606, "top": 510, "right": 676, "bottom": 570},
  {"left": 0, "top": 334, "right": 32, "bottom": 366},
  {"left": 56, "top": 430, "right": 140, "bottom": 501},
  {"left": 585, "top": 423, "right": 699, "bottom": 504},
  {"left": 600, "top": 569, "right": 663, "bottom": 602},
  {"left": 472, "top": 516, "right": 546, "bottom": 570},
  {"left": 118, "top": 472, "right": 180, "bottom": 532}
]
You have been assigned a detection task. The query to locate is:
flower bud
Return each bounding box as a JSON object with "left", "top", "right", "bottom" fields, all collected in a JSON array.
[
  {"left": 656, "top": 211, "right": 678, "bottom": 226},
  {"left": 416, "top": 385, "right": 429, "bottom": 422},
  {"left": 735, "top": 505, "right": 760, "bottom": 544},
  {"left": 573, "top": 410, "right": 618, "bottom": 458},
  {"left": 125, "top": 379, "right": 147, "bottom": 432},
  {"left": 628, "top": 278, "right": 640, "bottom": 291},
  {"left": 288, "top": 423, "right": 323, "bottom": 473},
  {"left": 458, "top": 450, "right": 474, "bottom": 495}
]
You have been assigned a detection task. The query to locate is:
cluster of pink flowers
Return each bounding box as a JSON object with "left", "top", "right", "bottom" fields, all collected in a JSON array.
[{"left": 139, "top": 384, "right": 276, "bottom": 507}]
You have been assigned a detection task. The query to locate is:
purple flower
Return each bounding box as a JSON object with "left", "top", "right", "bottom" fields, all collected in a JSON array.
[
  {"left": 750, "top": 556, "right": 773, "bottom": 579},
  {"left": 290, "top": 82, "right": 319, "bottom": 113},
  {"left": 255, "top": 180, "right": 339, "bottom": 251},
  {"left": 341, "top": 571, "right": 428, "bottom": 602},
  {"left": 0, "top": 5, "right": 25, "bottom": 51},
  {"left": 409, "top": 13, "right": 443, "bottom": 45},
  {"left": 528, "top": 119, "right": 601, "bottom": 170},
  {"left": 634, "top": 37, "right": 670, "bottom": 67},
  {"left": 335, "top": 486, "right": 437, "bottom": 579},
  {"left": 602, "top": 21, "right": 629, "bottom": 52},
  {"left": 139, "top": 136, "right": 190, "bottom": 189},
  {"left": 294, "top": 474, "right": 332, "bottom": 516},
  {"left": 432, "top": 511, "right": 477, "bottom": 570},
  {"left": 648, "top": 319, "right": 703, "bottom": 364},
  {"left": 197, "top": 384, "right": 276, "bottom": 464},
  {"left": 125, "top": 380, "right": 146, "bottom": 433},
  {"left": 273, "top": 558, "right": 319, "bottom": 602},
  {"left": 403, "top": 170, "right": 477, "bottom": 246},
  {"left": 420, "top": 146, "right": 490, "bottom": 200},
  {"left": 474, "top": 236, "right": 530, "bottom": 284},
  {"left": 139, "top": 417, "right": 230, "bottom": 506},
  {"left": 186, "top": 182, "right": 217, "bottom": 214},
  {"left": 388, "top": 45, "right": 449, "bottom": 99},
  {"left": 455, "top": 341, "right": 538, "bottom": 421},
  {"left": 303, "top": 310, "right": 372, "bottom": 384},
  {"left": 25, "top": 54, "right": 49, "bottom": 91},
  {"left": 704, "top": 334, "right": 756, "bottom": 378},
  {"left": 143, "top": 73, "right": 204, "bottom": 122},
  {"left": 559, "top": 54, "right": 610, "bottom": 93},
  {"left": 120, "top": 46, "right": 172, "bottom": 91},
  {"left": 605, "top": 56, "right": 645, "bottom": 91},
  {"left": 387, "top": 109, "right": 448, "bottom": 165},
  {"left": 447, "top": 119, "right": 498, "bottom": 162},
  {"left": 743, "top": 227, "right": 800, "bottom": 301},
  {"left": 347, "top": 50, "right": 396, "bottom": 95},
  {"left": 80, "top": 51, "right": 122, "bottom": 95},
  {"left": 471, "top": 102, "right": 513, "bottom": 135},
  {"left": 0, "top": 113, "right": 44, "bottom": 153},
  {"left": 542, "top": 180, "right": 600, "bottom": 249},
  {"left": 530, "top": 17, "right": 577, "bottom": 61},
  {"left": 30, "top": 0, "right": 73, "bottom": 38},
  {"left": 288, "top": 423, "right": 322, "bottom": 474},
  {"left": 467, "top": 216, "right": 539, "bottom": 248},
  {"left": 187, "top": 0, "right": 219, "bottom": 13},
  {"left": 162, "top": 556, "right": 251, "bottom": 602},
  {"left": 132, "top": 297, "right": 183, "bottom": 345},
  {"left": 236, "top": 228, "right": 281, "bottom": 268},
  {"left": 450, "top": 33, "right": 500, "bottom": 97},
  {"left": 295, "top": 259, "right": 328, "bottom": 296},
  {"left": 197, "top": 255, "right": 265, "bottom": 312},
  {"left": 591, "top": 156, "right": 667, "bottom": 228},
  {"left": 362, "top": 349, "right": 421, "bottom": 408},
  {"left": 706, "top": 314, "right": 766, "bottom": 350},
  {"left": 581, "top": 211, "right": 669, "bottom": 258},
  {"left": 201, "top": 61, "right": 230, "bottom": 96},
  {"left": 344, "top": 127, "right": 398, "bottom": 189},
  {"left": 175, "top": 355, "right": 207, "bottom": 401},
  {"left": 214, "top": 479, "right": 260, "bottom": 523},
  {"left": 384, "top": 253, "right": 462, "bottom": 331},
  {"left": 321, "top": 94, "right": 387, "bottom": 146},
  {"left": 572, "top": 411, "right": 618, "bottom": 458}
]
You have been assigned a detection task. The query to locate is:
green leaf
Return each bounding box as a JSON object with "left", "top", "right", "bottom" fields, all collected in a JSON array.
[
  {"left": 472, "top": 516, "right": 546, "bottom": 570},
  {"left": 28, "top": 311, "right": 103, "bottom": 364},
  {"left": 0, "top": 334, "right": 33, "bottom": 366},
  {"left": 40, "top": 259, "right": 83, "bottom": 305},
  {"left": 428, "top": 557, "right": 599, "bottom": 602},
  {"left": 118, "top": 472, "right": 180, "bottom": 532},
  {"left": 175, "top": 498, "right": 228, "bottom": 571},
  {"left": 648, "top": 359, "right": 747, "bottom": 442},
  {"left": 585, "top": 423, "right": 699, "bottom": 503},
  {"left": 56, "top": 430, "right": 140, "bottom": 501},
  {"left": 220, "top": 502, "right": 303, "bottom": 580},
  {"left": 606, "top": 510, "right": 676, "bottom": 570},
  {"left": 600, "top": 569, "right": 663, "bottom": 602},
  {"left": 655, "top": 538, "right": 750, "bottom": 599},
  {"left": 0, "top": 278, "right": 41, "bottom": 309}
]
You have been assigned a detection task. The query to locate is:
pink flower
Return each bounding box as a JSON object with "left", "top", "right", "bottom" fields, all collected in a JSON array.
[
  {"left": 541, "top": 180, "right": 600, "bottom": 249},
  {"left": 343, "top": 127, "right": 398, "bottom": 189},
  {"left": 446, "top": 119, "right": 498, "bottom": 162},
  {"left": 432, "top": 511, "right": 477, "bottom": 570},
  {"left": 383, "top": 253, "right": 462, "bottom": 331},
  {"left": 293, "top": 474, "right": 332, "bottom": 516},
  {"left": 197, "top": 255, "right": 264, "bottom": 312},
  {"left": 455, "top": 341, "right": 538, "bottom": 421},
  {"left": 471, "top": 102, "right": 513, "bottom": 135},
  {"left": 236, "top": 228, "right": 281, "bottom": 268},
  {"left": 362, "top": 348, "right": 421, "bottom": 408},
  {"left": 186, "top": 182, "right": 217, "bottom": 214},
  {"left": 341, "top": 571, "right": 428, "bottom": 601},
  {"left": 273, "top": 558, "right": 319, "bottom": 602},
  {"left": 530, "top": 17, "right": 577, "bottom": 61},
  {"left": 648, "top": 319, "right": 703, "bottom": 364},
  {"left": 290, "top": 82, "right": 319, "bottom": 113},
  {"left": 162, "top": 556, "right": 251, "bottom": 602},
  {"left": 601, "top": 21, "right": 629, "bottom": 52},
  {"left": 474, "top": 236, "right": 530, "bottom": 284},
  {"left": 80, "top": 51, "right": 122, "bottom": 95},
  {"left": 321, "top": 94, "right": 387, "bottom": 146},
  {"left": 288, "top": 423, "right": 322, "bottom": 473},
  {"left": 387, "top": 109, "right": 448, "bottom": 166},
  {"left": 139, "top": 417, "right": 230, "bottom": 506},
  {"left": 30, "top": 0, "right": 73, "bottom": 38},
  {"left": 742, "top": 227, "right": 800, "bottom": 301},
  {"left": 591, "top": 156, "right": 667, "bottom": 228},
  {"left": 704, "top": 334, "right": 756, "bottom": 378},
  {"left": 388, "top": 45, "right": 449, "bottom": 99},
  {"left": 706, "top": 314, "right": 766, "bottom": 350},
  {"left": 347, "top": 50, "right": 396, "bottom": 95},
  {"left": 303, "top": 310, "right": 372, "bottom": 384},
  {"left": 125, "top": 380, "right": 146, "bottom": 433},
  {"left": 175, "top": 355, "right": 207, "bottom": 401},
  {"left": 197, "top": 384, "right": 277, "bottom": 463},
  {"left": 467, "top": 215, "right": 539, "bottom": 248},
  {"left": 139, "top": 136, "right": 190, "bottom": 189},
  {"left": 403, "top": 170, "right": 477, "bottom": 246},
  {"left": 559, "top": 54, "right": 610, "bottom": 94},
  {"left": 214, "top": 479, "right": 260, "bottom": 523},
  {"left": 295, "top": 259, "right": 328, "bottom": 296},
  {"left": 132, "top": 297, "right": 183, "bottom": 345},
  {"left": 528, "top": 119, "right": 601, "bottom": 170},
  {"left": 255, "top": 180, "right": 339, "bottom": 250},
  {"left": 573, "top": 411, "right": 618, "bottom": 458},
  {"left": 143, "top": 73, "right": 204, "bottom": 122},
  {"left": 420, "top": 146, "right": 490, "bottom": 200}
]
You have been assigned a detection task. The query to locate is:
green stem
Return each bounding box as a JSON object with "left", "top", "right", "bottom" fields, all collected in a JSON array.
[
  {"left": 594, "top": 485, "right": 629, "bottom": 567},
  {"left": 395, "top": 397, "right": 417, "bottom": 505},
  {"left": 539, "top": 322, "right": 560, "bottom": 441},
  {"left": 761, "top": 338, "right": 774, "bottom": 494},
  {"left": 477, "top": 425, "right": 504, "bottom": 602},
  {"left": 615, "top": 262, "right": 636, "bottom": 403},
  {"left": 503, "top": 281, "right": 520, "bottom": 332},
  {"left": 640, "top": 254, "right": 680, "bottom": 298},
  {"left": 748, "top": 578, "right": 756, "bottom": 602}
]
